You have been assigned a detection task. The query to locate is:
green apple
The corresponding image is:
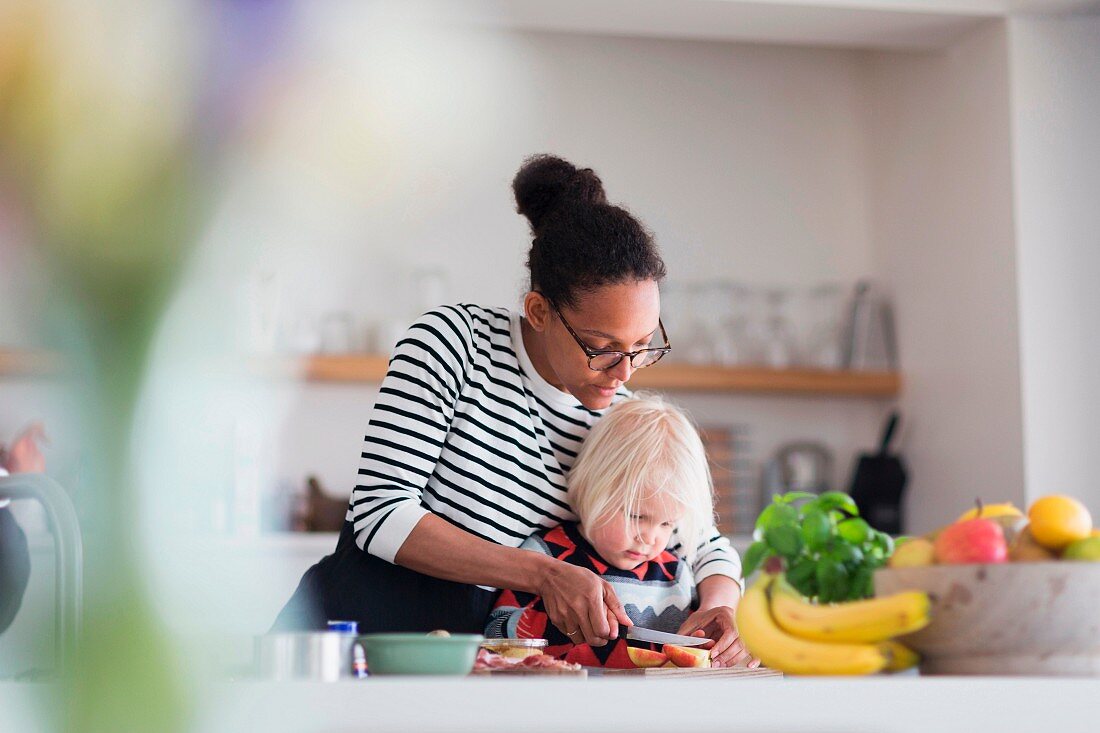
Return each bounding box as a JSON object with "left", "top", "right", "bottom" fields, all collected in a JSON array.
[
  {"left": 889, "top": 537, "right": 935, "bottom": 567},
  {"left": 1063, "top": 536, "right": 1100, "bottom": 561}
]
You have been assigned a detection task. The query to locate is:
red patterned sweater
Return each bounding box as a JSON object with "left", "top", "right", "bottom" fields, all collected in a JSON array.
[{"left": 484, "top": 522, "right": 698, "bottom": 668}]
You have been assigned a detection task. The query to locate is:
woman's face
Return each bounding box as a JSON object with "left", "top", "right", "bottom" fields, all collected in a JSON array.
[{"left": 528, "top": 279, "right": 662, "bottom": 411}]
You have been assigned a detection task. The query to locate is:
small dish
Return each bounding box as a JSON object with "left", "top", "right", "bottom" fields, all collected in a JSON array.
[{"left": 479, "top": 638, "right": 547, "bottom": 659}]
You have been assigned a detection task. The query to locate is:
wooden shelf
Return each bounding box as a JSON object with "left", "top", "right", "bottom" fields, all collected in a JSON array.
[
  {"left": 252, "top": 353, "right": 391, "bottom": 382},
  {"left": 0, "top": 348, "right": 63, "bottom": 378},
  {"left": 628, "top": 363, "right": 901, "bottom": 397},
  {"left": 2, "top": 348, "right": 902, "bottom": 397},
  {"left": 283, "top": 354, "right": 901, "bottom": 398}
]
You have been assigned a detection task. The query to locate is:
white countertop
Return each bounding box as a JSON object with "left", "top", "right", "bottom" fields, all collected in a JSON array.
[{"left": 5, "top": 675, "right": 1098, "bottom": 733}]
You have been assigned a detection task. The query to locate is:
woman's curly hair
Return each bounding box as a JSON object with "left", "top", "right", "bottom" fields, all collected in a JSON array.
[{"left": 513, "top": 154, "right": 666, "bottom": 308}]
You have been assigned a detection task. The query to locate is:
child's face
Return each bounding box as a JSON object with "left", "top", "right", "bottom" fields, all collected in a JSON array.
[{"left": 582, "top": 493, "right": 683, "bottom": 570}]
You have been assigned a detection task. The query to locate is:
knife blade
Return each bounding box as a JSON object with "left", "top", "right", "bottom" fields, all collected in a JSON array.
[{"left": 625, "top": 625, "right": 709, "bottom": 647}]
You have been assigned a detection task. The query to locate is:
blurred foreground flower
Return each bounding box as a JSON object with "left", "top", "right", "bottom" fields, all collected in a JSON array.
[{"left": 1, "top": 1, "right": 210, "bottom": 730}]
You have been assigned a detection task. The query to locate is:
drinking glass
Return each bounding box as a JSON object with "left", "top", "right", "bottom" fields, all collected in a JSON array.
[
  {"left": 761, "top": 288, "right": 797, "bottom": 369},
  {"left": 801, "top": 283, "right": 844, "bottom": 369}
]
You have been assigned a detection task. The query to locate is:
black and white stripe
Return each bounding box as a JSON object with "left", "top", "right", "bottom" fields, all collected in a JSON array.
[{"left": 348, "top": 304, "right": 741, "bottom": 585}]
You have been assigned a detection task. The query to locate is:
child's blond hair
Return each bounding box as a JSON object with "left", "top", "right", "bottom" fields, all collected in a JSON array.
[{"left": 567, "top": 393, "right": 715, "bottom": 563}]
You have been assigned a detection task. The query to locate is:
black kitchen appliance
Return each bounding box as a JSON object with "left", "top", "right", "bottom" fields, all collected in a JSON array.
[{"left": 847, "top": 412, "right": 907, "bottom": 534}]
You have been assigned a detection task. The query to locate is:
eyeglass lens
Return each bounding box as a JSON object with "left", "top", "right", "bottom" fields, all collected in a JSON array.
[{"left": 589, "top": 349, "right": 666, "bottom": 371}]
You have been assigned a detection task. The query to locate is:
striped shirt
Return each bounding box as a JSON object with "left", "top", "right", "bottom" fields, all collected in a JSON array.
[{"left": 346, "top": 304, "right": 741, "bottom": 587}]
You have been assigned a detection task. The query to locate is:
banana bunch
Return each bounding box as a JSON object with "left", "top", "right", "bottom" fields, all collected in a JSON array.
[{"left": 736, "top": 573, "right": 929, "bottom": 675}]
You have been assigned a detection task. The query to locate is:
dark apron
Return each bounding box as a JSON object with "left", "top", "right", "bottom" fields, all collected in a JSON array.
[
  {"left": 271, "top": 521, "right": 498, "bottom": 633},
  {"left": 0, "top": 507, "right": 31, "bottom": 634}
]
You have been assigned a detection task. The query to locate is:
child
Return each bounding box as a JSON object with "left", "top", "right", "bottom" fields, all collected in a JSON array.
[{"left": 485, "top": 394, "right": 734, "bottom": 668}]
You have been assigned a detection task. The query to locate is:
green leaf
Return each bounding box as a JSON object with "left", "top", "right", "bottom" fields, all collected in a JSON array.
[
  {"left": 816, "top": 491, "right": 859, "bottom": 516},
  {"left": 800, "top": 508, "right": 832, "bottom": 550},
  {"left": 741, "top": 541, "right": 770, "bottom": 578},
  {"left": 879, "top": 533, "right": 896, "bottom": 557},
  {"left": 829, "top": 543, "right": 864, "bottom": 566},
  {"left": 815, "top": 561, "right": 849, "bottom": 603},
  {"left": 785, "top": 558, "right": 818, "bottom": 597},
  {"left": 865, "top": 530, "right": 895, "bottom": 558},
  {"left": 850, "top": 566, "right": 874, "bottom": 600},
  {"left": 833, "top": 571, "right": 852, "bottom": 601},
  {"left": 756, "top": 503, "right": 798, "bottom": 532},
  {"left": 764, "top": 525, "right": 804, "bottom": 558},
  {"left": 775, "top": 491, "right": 818, "bottom": 506},
  {"left": 837, "top": 517, "right": 871, "bottom": 544}
]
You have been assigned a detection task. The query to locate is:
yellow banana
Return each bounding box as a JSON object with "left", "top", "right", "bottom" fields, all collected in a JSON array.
[
  {"left": 770, "top": 575, "right": 930, "bottom": 643},
  {"left": 736, "top": 574, "right": 889, "bottom": 676},
  {"left": 878, "top": 640, "right": 920, "bottom": 672}
]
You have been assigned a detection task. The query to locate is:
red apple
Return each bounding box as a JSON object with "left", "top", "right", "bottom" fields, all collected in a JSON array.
[
  {"left": 626, "top": 647, "right": 668, "bottom": 668},
  {"left": 663, "top": 644, "right": 711, "bottom": 668},
  {"left": 933, "top": 518, "right": 1008, "bottom": 564}
]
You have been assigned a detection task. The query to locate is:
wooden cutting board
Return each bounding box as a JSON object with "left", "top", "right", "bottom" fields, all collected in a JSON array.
[
  {"left": 591, "top": 666, "right": 782, "bottom": 679},
  {"left": 470, "top": 666, "right": 588, "bottom": 677},
  {"left": 471, "top": 666, "right": 779, "bottom": 678}
]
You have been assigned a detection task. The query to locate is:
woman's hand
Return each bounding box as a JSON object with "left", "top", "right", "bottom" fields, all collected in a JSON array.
[
  {"left": 537, "top": 560, "right": 632, "bottom": 647},
  {"left": 678, "top": 606, "right": 759, "bottom": 668}
]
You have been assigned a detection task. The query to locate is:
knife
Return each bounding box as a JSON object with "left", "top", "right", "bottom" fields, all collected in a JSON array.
[{"left": 625, "top": 625, "right": 709, "bottom": 647}]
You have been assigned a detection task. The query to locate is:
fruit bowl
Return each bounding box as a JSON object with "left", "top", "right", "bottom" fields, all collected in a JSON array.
[{"left": 875, "top": 562, "right": 1100, "bottom": 676}]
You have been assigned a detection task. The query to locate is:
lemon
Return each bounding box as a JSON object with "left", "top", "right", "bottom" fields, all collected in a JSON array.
[
  {"left": 1027, "top": 495, "right": 1093, "bottom": 551},
  {"left": 956, "top": 502, "right": 1024, "bottom": 522}
]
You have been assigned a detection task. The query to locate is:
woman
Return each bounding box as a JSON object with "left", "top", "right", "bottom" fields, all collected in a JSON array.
[{"left": 275, "top": 155, "right": 747, "bottom": 665}]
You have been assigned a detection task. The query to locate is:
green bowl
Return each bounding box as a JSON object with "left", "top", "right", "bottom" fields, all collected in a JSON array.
[{"left": 359, "top": 633, "right": 483, "bottom": 676}]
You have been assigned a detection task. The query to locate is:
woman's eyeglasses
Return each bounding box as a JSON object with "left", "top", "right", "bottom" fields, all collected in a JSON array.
[{"left": 549, "top": 301, "right": 671, "bottom": 372}]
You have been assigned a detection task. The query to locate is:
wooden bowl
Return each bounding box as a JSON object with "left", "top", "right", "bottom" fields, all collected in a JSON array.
[{"left": 875, "top": 562, "right": 1100, "bottom": 676}]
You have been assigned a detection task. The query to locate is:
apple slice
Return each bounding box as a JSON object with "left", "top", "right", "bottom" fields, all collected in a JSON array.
[
  {"left": 626, "top": 647, "right": 668, "bottom": 668},
  {"left": 663, "top": 644, "right": 711, "bottom": 668}
]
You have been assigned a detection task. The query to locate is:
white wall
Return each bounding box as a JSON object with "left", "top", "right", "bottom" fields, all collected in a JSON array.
[
  {"left": 1008, "top": 14, "right": 1100, "bottom": 515},
  {"left": 865, "top": 20, "right": 1025, "bottom": 532},
  {"left": 141, "top": 19, "right": 891, "bottom": 523},
  {"left": 218, "top": 15, "right": 880, "bottom": 322}
]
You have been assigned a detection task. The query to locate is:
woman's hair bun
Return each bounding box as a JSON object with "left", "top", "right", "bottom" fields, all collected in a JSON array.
[{"left": 512, "top": 154, "right": 607, "bottom": 232}]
